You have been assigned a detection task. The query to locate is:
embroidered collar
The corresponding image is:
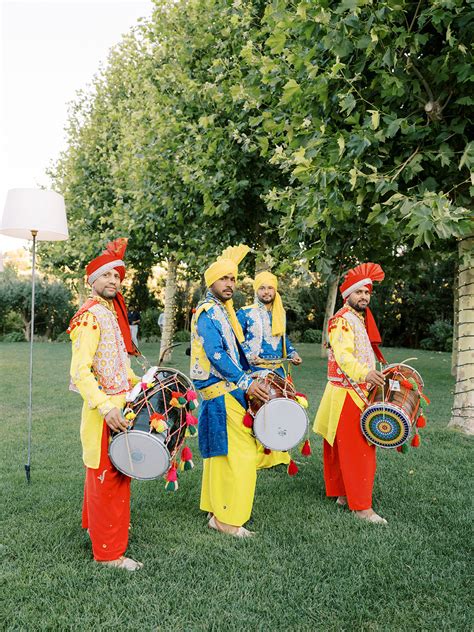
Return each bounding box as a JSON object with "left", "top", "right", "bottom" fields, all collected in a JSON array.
[
  {"left": 90, "top": 294, "right": 116, "bottom": 315},
  {"left": 346, "top": 304, "right": 366, "bottom": 324}
]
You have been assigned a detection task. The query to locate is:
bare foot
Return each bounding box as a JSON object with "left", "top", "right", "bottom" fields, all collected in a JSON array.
[
  {"left": 335, "top": 496, "right": 347, "bottom": 507},
  {"left": 208, "top": 515, "right": 254, "bottom": 538},
  {"left": 353, "top": 508, "right": 387, "bottom": 525},
  {"left": 97, "top": 556, "right": 143, "bottom": 571}
]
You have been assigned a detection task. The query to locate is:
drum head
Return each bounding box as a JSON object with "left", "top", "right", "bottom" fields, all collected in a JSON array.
[
  {"left": 360, "top": 403, "right": 412, "bottom": 449},
  {"left": 109, "top": 430, "right": 170, "bottom": 480},
  {"left": 253, "top": 398, "right": 308, "bottom": 451}
]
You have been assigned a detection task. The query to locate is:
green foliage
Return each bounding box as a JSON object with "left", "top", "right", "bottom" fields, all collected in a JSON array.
[
  {"left": 139, "top": 307, "right": 161, "bottom": 340},
  {"left": 174, "top": 329, "right": 191, "bottom": 342},
  {"left": 302, "top": 329, "right": 322, "bottom": 344},
  {"left": 0, "top": 267, "right": 74, "bottom": 340},
  {"left": 1, "top": 311, "right": 24, "bottom": 336},
  {"left": 2, "top": 331, "right": 26, "bottom": 342},
  {"left": 239, "top": 0, "right": 472, "bottom": 271},
  {"left": 54, "top": 331, "right": 71, "bottom": 343},
  {"left": 420, "top": 320, "right": 453, "bottom": 352}
]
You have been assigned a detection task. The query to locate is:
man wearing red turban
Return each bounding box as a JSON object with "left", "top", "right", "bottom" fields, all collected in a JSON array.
[
  {"left": 68, "top": 238, "right": 142, "bottom": 569},
  {"left": 313, "top": 263, "right": 388, "bottom": 524}
]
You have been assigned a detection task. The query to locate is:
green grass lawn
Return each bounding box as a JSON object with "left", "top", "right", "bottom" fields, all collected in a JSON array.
[{"left": 0, "top": 342, "right": 471, "bottom": 631}]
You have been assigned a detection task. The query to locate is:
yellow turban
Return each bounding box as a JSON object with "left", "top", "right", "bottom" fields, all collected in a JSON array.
[
  {"left": 204, "top": 244, "right": 250, "bottom": 343},
  {"left": 253, "top": 270, "right": 285, "bottom": 337}
]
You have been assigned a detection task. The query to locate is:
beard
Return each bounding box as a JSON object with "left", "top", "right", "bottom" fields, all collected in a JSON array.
[
  {"left": 97, "top": 287, "right": 118, "bottom": 300},
  {"left": 259, "top": 296, "right": 274, "bottom": 305}
]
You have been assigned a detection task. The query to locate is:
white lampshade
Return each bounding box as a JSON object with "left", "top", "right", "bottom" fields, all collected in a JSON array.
[{"left": 0, "top": 188, "right": 68, "bottom": 241}]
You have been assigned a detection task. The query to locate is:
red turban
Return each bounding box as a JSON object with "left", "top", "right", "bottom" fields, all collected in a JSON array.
[
  {"left": 85, "top": 238, "right": 137, "bottom": 355},
  {"left": 339, "top": 262, "right": 386, "bottom": 363}
]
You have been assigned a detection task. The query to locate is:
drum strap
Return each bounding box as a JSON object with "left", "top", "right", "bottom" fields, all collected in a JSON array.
[
  {"left": 333, "top": 369, "right": 371, "bottom": 407},
  {"left": 198, "top": 380, "right": 238, "bottom": 401}
]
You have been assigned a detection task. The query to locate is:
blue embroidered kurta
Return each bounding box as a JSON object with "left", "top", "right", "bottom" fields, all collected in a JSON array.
[
  {"left": 191, "top": 292, "right": 253, "bottom": 458},
  {"left": 237, "top": 301, "right": 297, "bottom": 376}
]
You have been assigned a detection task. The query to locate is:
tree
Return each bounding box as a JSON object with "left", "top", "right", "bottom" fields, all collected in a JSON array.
[{"left": 449, "top": 236, "right": 473, "bottom": 434}]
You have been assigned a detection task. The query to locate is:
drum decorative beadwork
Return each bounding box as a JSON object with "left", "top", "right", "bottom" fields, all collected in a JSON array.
[
  {"left": 360, "top": 363, "right": 428, "bottom": 449},
  {"left": 109, "top": 367, "right": 198, "bottom": 484},
  {"left": 248, "top": 372, "right": 308, "bottom": 451}
]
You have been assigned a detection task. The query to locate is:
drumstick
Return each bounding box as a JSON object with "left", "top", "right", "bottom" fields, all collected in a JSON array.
[
  {"left": 124, "top": 427, "right": 134, "bottom": 475},
  {"left": 379, "top": 362, "right": 386, "bottom": 421}
]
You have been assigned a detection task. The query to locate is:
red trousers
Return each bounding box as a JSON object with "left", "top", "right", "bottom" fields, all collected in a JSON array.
[
  {"left": 81, "top": 422, "right": 131, "bottom": 561},
  {"left": 323, "top": 394, "right": 376, "bottom": 511}
]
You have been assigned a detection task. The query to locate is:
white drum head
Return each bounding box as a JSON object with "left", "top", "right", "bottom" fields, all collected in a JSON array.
[
  {"left": 253, "top": 398, "right": 308, "bottom": 451},
  {"left": 109, "top": 430, "right": 170, "bottom": 480}
]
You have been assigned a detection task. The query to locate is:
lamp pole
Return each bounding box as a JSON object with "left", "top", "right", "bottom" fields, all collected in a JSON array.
[{"left": 25, "top": 229, "right": 38, "bottom": 483}]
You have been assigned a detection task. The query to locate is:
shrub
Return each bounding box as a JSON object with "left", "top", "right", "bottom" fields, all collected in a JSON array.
[
  {"left": 302, "top": 329, "right": 322, "bottom": 343},
  {"left": 289, "top": 329, "right": 302, "bottom": 343},
  {"left": 3, "top": 331, "right": 26, "bottom": 342},
  {"left": 420, "top": 320, "right": 453, "bottom": 352},
  {"left": 54, "top": 331, "right": 70, "bottom": 343},
  {"left": 174, "top": 329, "right": 191, "bottom": 342}
]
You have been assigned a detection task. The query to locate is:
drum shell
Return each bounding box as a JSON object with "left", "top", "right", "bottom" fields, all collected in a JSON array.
[
  {"left": 109, "top": 367, "right": 192, "bottom": 480},
  {"left": 368, "top": 364, "right": 422, "bottom": 423},
  {"left": 248, "top": 372, "right": 296, "bottom": 415}
]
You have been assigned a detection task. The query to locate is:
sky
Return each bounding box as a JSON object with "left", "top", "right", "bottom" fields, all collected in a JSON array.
[{"left": 0, "top": 0, "right": 154, "bottom": 253}]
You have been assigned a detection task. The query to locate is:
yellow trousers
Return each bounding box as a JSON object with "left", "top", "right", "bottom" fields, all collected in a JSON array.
[
  {"left": 200, "top": 394, "right": 258, "bottom": 527},
  {"left": 256, "top": 445, "right": 290, "bottom": 469}
]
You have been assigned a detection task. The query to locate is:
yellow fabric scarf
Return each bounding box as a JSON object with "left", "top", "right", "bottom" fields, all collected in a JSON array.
[
  {"left": 253, "top": 270, "right": 286, "bottom": 337},
  {"left": 204, "top": 244, "right": 250, "bottom": 343}
]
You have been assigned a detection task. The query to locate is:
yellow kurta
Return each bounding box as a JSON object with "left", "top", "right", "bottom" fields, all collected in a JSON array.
[
  {"left": 313, "top": 316, "right": 372, "bottom": 446},
  {"left": 200, "top": 393, "right": 258, "bottom": 526},
  {"left": 70, "top": 309, "right": 139, "bottom": 469}
]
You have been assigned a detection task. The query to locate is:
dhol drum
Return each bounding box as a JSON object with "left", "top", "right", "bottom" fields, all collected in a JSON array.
[
  {"left": 249, "top": 372, "right": 308, "bottom": 451},
  {"left": 109, "top": 366, "right": 193, "bottom": 480},
  {"left": 360, "top": 363, "right": 424, "bottom": 449}
]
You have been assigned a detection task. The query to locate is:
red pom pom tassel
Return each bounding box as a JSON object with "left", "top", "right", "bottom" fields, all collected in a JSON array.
[
  {"left": 242, "top": 412, "right": 254, "bottom": 428},
  {"left": 300, "top": 439, "right": 312, "bottom": 457},
  {"left": 180, "top": 446, "right": 194, "bottom": 471},
  {"left": 287, "top": 459, "right": 299, "bottom": 477},
  {"left": 411, "top": 433, "right": 420, "bottom": 448},
  {"left": 416, "top": 414, "right": 426, "bottom": 428},
  {"left": 165, "top": 465, "right": 178, "bottom": 491}
]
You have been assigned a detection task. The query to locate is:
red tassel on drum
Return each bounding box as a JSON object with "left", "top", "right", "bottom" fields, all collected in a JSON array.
[
  {"left": 411, "top": 433, "right": 420, "bottom": 448},
  {"left": 416, "top": 414, "right": 426, "bottom": 428},
  {"left": 396, "top": 446, "right": 403, "bottom": 453},
  {"left": 243, "top": 412, "right": 254, "bottom": 428},
  {"left": 287, "top": 459, "right": 299, "bottom": 476},
  {"left": 179, "top": 446, "right": 194, "bottom": 471},
  {"left": 263, "top": 448, "right": 272, "bottom": 455},
  {"left": 301, "top": 439, "right": 312, "bottom": 457},
  {"left": 165, "top": 465, "right": 178, "bottom": 491}
]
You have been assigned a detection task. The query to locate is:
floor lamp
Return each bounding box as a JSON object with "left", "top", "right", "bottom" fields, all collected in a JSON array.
[{"left": 0, "top": 189, "right": 68, "bottom": 483}]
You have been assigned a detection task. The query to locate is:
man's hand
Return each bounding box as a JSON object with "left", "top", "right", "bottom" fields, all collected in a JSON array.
[
  {"left": 290, "top": 353, "right": 302, "bottom": 365},
  {"left": 104, "top": 407, "right": 129, "bottom": 432},
  {"left": 365, "top": 370, "right": 385, "bottom": 388},
  {"left": 247, "top": 379, "right": 270, "bottom": 403}
]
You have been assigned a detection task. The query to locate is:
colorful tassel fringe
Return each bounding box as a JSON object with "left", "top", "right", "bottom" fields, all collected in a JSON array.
[
  {"left": 243, "top": 412, "right": 254, "bottom": 428},
  {"left": 165, "top": 465, "right": 178, "bottom": 491},
  {"left": 287, "top": 459, "right": 299, "bottom": 476},
  {"left": 416, "top": 414, "right": 426, "bottom": 428},
  {"left": 300, "top": 439, "right": 311, "bottom": 457},
  {"left": 411, "top": 433, "right": 420, "bottom": 448},
  {"left": 179, "top": 446, "right": 194, "bottom": 471}
]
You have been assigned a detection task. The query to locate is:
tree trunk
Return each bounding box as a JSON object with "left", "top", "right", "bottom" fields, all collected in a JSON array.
[
  {"left": 159, "top": 258, "right": 178, "bottom": 364},
  {"left": 451, "top": 269, "right": 459, "bottom": 376},
  {"left": 320, "top": 275, "right": 340, "bottom": 358},
  {"left": 449, "top": 236, "right": 474, "bottom": 434},
  {"left": 183, "top": 276, "right": 192, "bottom": 331}
]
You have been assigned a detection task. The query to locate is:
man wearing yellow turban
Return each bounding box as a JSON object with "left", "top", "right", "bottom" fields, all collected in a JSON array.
[
  {"left": 237, "top": 270, "right": 302, "bottom": 469},
  {"left": 190, "top": 245, "right": 269, "bottom": 537}
]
